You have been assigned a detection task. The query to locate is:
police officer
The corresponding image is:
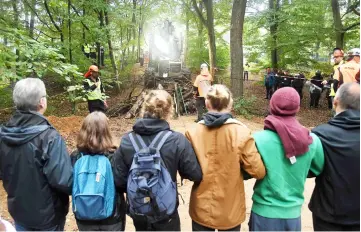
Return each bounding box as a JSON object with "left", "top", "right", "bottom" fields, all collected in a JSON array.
[
  {"left": 310, "top": 70, "right": 323, "bottom": 108},
  {"left": 292, "top": 73, "right": 305, "bottom": 104},
  {"left": 83, "top": 65, "right": 107, "bottom": 113}
]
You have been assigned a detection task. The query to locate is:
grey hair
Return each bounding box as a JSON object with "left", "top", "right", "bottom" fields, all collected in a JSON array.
[
  {"left": 336, "top": 82, "right": 360, "bottom": 111},
  {"left": 13, "top": 78, "right": 47, "bottom": 111}
]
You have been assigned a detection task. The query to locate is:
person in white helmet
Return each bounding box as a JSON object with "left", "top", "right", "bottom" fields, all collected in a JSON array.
[
  {"left": 333, "top": 48, "right": 360, "bottom": 91},
  {"left": 193, "top": 63, "right": 213, "bottom": 122}
]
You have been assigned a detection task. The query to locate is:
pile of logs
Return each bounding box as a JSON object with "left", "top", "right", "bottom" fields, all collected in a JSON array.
[{"left": 106, "top": 69, "right": 196, "bottom": 118}]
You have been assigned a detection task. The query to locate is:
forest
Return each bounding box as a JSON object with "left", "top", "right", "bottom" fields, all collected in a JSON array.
[{"left": 0, "top": 0, "right": 359, "bottom": 104}]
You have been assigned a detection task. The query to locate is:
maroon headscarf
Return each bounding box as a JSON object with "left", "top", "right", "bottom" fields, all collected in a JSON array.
[{"left": 265, "top": 87, "right": 313, "bottom": 158}]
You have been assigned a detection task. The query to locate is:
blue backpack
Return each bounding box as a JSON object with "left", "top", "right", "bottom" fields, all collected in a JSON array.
[
  {"left": 127, "top": 131, "right": 176, "bottom": 223},
  {"left": 72, "top": 154, "right": 115, "bottom": 220}
]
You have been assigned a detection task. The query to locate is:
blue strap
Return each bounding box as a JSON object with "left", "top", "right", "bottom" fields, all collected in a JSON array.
[
  {"left": 129, "top": 133, "right": 140, "bottom": 152},
  {"left": 149, "top": 131, "right": 164, "bottom": 148},
  {"left": 136, "top": 134, "right": 147, "bottom": 149},
  {"left": 154, "top": 131, "right": 172, "bottom": 151}
]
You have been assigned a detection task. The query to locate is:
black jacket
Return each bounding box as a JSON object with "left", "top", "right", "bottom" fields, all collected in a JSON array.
[
  {"left": 311, "top": 74, "right": 323, "bottom": 88},
  {"left": 70, "top": 150, "right": 126, "bottom": 226},
  {"left": 113, "top": 118, "right": 202, "bottom": 198},
  {"left": 0, "top": 111, "right": 73, "bottom": 229},
  {"left": 309, "top": 110, "right": 360, "bottom": 225}
]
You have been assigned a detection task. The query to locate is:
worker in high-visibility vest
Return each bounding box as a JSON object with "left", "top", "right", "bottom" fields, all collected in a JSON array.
[
  {"left": 83, "top": 65, "right": 107, "bottom": 113},
  {"left": 83, "top": 43, "right": 90, "bottom": 58},
  {"left": 323, "top": 48, "right": 345, "bottom": 110}
]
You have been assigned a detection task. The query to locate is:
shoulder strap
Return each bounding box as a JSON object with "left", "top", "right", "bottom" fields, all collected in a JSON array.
[
  {"left": 129, "top": 133, "right": 142, "bottom": 152},
  {"left": 149, "top": 131, "right": 172, "bottom": 150}
]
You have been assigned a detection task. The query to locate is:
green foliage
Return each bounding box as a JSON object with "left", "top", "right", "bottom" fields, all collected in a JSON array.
[
  {"left": 233, "top": 96, "right": 257, "bottom": 119},
  {"left": 0, "top": 26, "right": 82, "bottom": 82}
]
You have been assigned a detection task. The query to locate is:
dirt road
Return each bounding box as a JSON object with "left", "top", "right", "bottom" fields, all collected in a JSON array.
[{"left": 0, "top": 115, "right": 316, "bottom": 231}]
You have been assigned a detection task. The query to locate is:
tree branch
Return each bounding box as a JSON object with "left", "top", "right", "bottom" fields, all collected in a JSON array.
[
  {"left": 70, "top": 3, "right": 90, "bottom": 31},
  {"left": 23, "top": 0, "right": 56, "bottom": 32},
  {"left": 344, "top": 21, "right": 360, "bottom": 31},
  {"left": 44, "top": 0, "right": 62, "bottom": 33},
  {"left": 191, "top": 0, "right": 207, "bottom": 26}
]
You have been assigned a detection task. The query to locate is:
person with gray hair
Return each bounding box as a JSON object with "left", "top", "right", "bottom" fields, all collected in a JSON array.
[
  {"left": 0, "top": 78, "right": 73, "bottom": 231},
  {"left": 309, "top": 82, "right": 360, "bottom": 231}
]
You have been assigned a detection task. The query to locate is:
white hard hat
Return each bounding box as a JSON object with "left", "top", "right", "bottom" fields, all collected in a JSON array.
[
  {"left": 348, "top": 48, "right": 360, "bottom": 56},
  {"left": 200, "top": 63, "right": 208, "bottom": 69}
]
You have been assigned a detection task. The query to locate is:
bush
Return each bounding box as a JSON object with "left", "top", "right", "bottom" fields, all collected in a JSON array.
[{"left": 233, "top": 95, "right": 257, "bottom": 119}]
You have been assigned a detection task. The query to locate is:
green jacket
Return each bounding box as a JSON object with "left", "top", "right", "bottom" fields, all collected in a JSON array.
[{"left": 251, "top": 130, "right": 324, "bottom": 219}]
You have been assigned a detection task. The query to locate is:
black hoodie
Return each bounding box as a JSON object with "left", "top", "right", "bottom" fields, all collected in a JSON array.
[
  {"left": 309, "top": 110, "right": 360, "bottom": 225},
  {"left": 0, "top": 111, "right": 73, "bottom": 229},
  {"left": 112, "top": 118, "right": 202, "bottom": 199}
]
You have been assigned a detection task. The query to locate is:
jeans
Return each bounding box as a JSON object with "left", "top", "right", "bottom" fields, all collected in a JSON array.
[
  {"left": 15, "top": 220, "right": 65, "bottom": 231},
  {"left": 192, "top": 220, "right": 241, "bottom": 231},
  {"left": 266, "top": 86, "right": 273, "bottom": 99},
  {"left": 248, "top": 211, "right": 301, "bottom": 231}
]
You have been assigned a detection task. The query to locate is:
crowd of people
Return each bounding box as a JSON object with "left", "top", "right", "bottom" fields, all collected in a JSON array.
[
  {"left": 264, "top": 48, "right": 360, "bottom": 110},
  {"left": 0, "top": 62, "right": 359, "bottom": 231}
]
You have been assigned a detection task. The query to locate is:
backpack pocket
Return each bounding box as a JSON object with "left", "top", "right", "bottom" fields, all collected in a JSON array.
[{"left": 74, "top": 194, "right": 106, "bottom": 220}]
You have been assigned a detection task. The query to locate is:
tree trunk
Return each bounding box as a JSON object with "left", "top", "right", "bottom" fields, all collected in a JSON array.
[
  {"left": 68, "top": 0, "right": 72, "bottom": 63},
  {"left": 331, "top": 0, "right": 344, "bottom": 48},
  {"left": 269, "top": 0, "right": 280, "bottom": 69},
  {"left": 44, "top": 0, "right": 64, "bottom": 43},
  {"left": 29, "top": 0, "right": 36, "bottom": 38},
  {"left": 230, "top": 0, "right": 247, "bottom": 98},
  {"left": 12, "top": 0, "right": 20, "bottom": 84},
  {"left": 104, "top": 8, "right": 120, "bottom": 92},
  {"left": 203, "top": 0, "right": 217, "bottom": 82},
  {"left": 185, "top": 2, "right": 190, "bottom": 65},
  {"left": 132, "top": 0, "right": 136, "bottom": 59}
]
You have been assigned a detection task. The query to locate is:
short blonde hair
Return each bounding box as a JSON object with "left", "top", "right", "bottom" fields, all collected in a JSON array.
[
  {"left": 140, "top": 90, "right": 174, "bottom": 120},
  {"left": 206, "top": 84, "right": 233, "bottom": 111}
]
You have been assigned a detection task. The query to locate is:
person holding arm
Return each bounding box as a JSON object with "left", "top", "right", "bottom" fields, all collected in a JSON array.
[
  {"left": 113, "top": 90, "right": 202, "bottom": 231},
  {"left": 249, "top": 87, "right": 324, "bottom": 231},
  {"left": 186, "top": 84, "right": 266, "bottom": 231},
  {"left": 0, "top": 78, "right": 73, "bottom": 231}
]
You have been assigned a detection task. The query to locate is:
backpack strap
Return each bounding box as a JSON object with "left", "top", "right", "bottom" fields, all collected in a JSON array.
[
  {"left": 129, "top": 133, "right": 142, "bottom": 152},
  {"left": 151, "top": 131, "right": 172, "bottom": 150}
]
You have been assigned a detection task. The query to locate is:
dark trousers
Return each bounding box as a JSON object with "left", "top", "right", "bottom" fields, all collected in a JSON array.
[
  {"left": 313, "top": 215, "right": 360, "bottom": 231},
  {"left": 248, "top": 211, "right": 301, "bottom": 231},
  {"left": 266, "top": 86, "right": 273, "bottom": 99},
  {"left": 327, "top": 96, "right": 334, "bottom": 109},
  {"left": 310, "top": 91, "right": 321, "bottom": 108},
  {"left": 243, "top": 71, "right": 248, "bottom": 81},
  {"left": 15, "top": 220, "right": 65, "bottom": 231},
  {"left": 133, "top": 212, "right": 181, "bottom": 231},
  {"left": 192, "top": 221, "right": 240, "bottom": 231},
  {"left": 77, "top": 220, "right": 125, "bottom": 231},
  {"left": 88, "top": 99, "right": 106, "bottom": 113},
  {"left": 196, "top": 97, "right": 206, "bottom": 121}
]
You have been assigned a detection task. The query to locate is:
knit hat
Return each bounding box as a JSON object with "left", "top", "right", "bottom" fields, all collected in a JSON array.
[{"left": 270, "top": 87, "right": 300, "bottom": 116}]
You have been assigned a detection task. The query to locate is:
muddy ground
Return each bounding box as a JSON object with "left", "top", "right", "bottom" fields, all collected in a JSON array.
[
  {"left": 0, "top": 77, "right": 331, "bottom": 231},
  {"left": 0, "top": 115, "right": 317, "bottom": 231}
]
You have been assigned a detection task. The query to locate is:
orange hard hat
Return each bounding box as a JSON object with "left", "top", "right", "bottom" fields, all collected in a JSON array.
[{"left": 84, "top": 65, "right": 99, "bottom": 78}]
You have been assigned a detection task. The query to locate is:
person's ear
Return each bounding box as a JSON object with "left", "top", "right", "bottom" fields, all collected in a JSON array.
[
  {"left": 38, "top": 97, "right": 47, "bottom": 114},
  {"left": 205, "top": 99, "right": 212, "bottom": 110},
  {"left": 333, "top": 96, "right": 339, "bottom": 110}
]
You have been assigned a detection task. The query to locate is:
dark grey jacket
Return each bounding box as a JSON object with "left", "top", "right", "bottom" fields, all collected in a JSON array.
[
  {"left": 113, "top": 118, "right": 202, "bottom": 197},
  {"left": 0, "top": 111, "right": 73, "bottom": 229}
]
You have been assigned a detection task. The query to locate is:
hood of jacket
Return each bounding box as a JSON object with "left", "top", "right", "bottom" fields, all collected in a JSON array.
[
  {"left": 0, "top": 111, "right": 50, "bottom": 146},
  {"left": 132, "top": 118, "right": 170, "bottom": 135},
  {"left": 201, "top": 112, "right": 233, "bottom": 128},
  {"left": 329, "top": 109, "right": 360, "bottom": 130}
]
